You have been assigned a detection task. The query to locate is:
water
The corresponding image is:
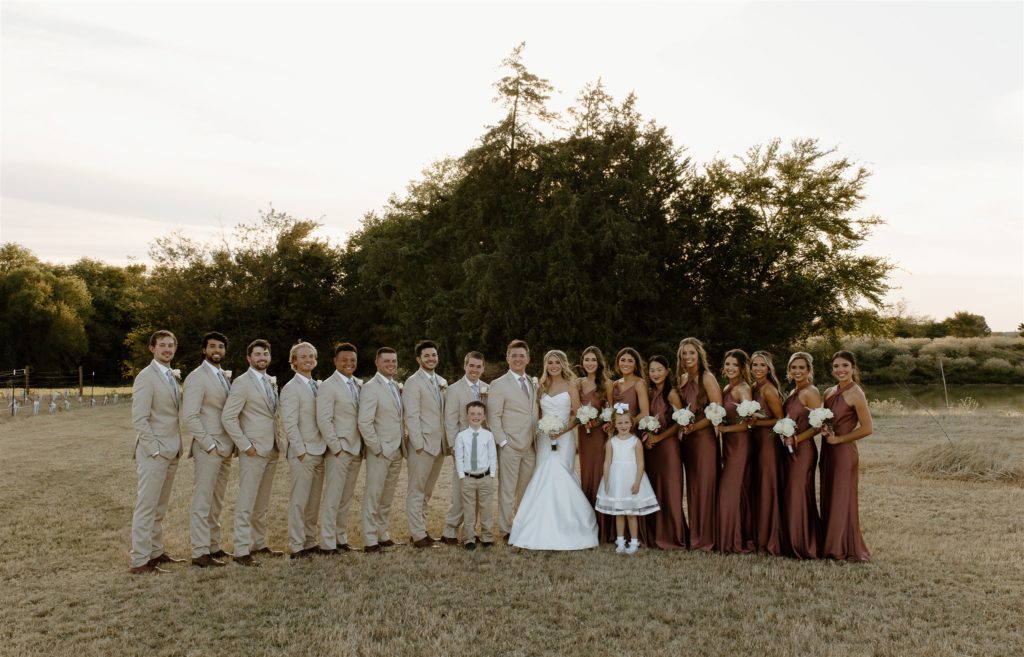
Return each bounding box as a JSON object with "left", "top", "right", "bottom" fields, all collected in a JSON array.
[{"left": 867, "top": 385, "right": 1024, "bottom": 413}]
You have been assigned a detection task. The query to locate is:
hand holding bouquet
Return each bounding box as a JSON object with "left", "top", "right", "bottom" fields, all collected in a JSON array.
[
  {"left": 576, "top": 404, "right": 599, "bottom": 434},
  {"left": 773, "top": 417, "right": 797, "bottom": 454}
]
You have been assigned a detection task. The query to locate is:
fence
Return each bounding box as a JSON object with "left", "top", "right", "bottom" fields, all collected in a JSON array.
[{"left": 0, "top": 367, "right": 132, "bottom": 417}]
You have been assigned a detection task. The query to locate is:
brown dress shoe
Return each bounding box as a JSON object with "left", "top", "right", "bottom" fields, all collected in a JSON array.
[
  {"left": 209, "top": 550, "right": 233, "bottom": 559},
  {"left": 289, "top": 550, "right": 314, "bottom": 560},
  {"left": 252, "top": 547, "right": 284, "bottom": 557},
  {"left": 192, "top": 554, "right": 226, "bottom": 568},
  {"left": 379, "top": 539, "right": 402, "bottom": 548},
  {"left": 336, "top": 544, "right": 360, "bottom": 552},
  {"left": 440, "top": 537, "right": 460, "bottom": 546},
  {"left": 233, "top": 554, "right": 260, "bottom": 567},
  {"left": 129, "top": 563, "right": 168, "bottom": 574},
  {"left": 362, "top": 544, "right": 382, "bottom": 553},
  {"left": 149, "top": 553, "right": 185, "bottom": 565},
  {"left": 412, "top": 536, "right": 437, "bottom": 548}
]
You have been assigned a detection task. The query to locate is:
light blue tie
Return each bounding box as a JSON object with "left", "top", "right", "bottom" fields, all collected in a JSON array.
[
  {"left": 217, "top": 371, "right": 230, "bottom": 392},
  {"left": 431, "top": 375, "right": 443, "bottom": 408},
  {"left": 389, "top": 381, "right": 402, "bottom": 412},
  {"left": 261, "top": 376, "right": 276, "bottom": 411},
  {"left": 165, "top": 370, "right": 179, "bottom": 407},
  {"left": 309, "top": 379, "right": 318, "bottom": 397},
  {"left": 348, "top": 379, "right": 359, "bottom": 404},
  {"left": 471, "top": 383, "right": 480, "bottom": 401},
  {"left": 470, "top": 431, "right": 479, "bottom": 472}
]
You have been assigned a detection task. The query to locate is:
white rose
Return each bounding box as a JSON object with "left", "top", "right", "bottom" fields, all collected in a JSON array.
[{"left": 171, "top": 369, "right": 181, "bottom": 379}]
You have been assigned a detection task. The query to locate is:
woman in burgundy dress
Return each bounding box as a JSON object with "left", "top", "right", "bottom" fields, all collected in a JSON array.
[
  {"left": 610, "top": 347, "right": 651, "bottom": 544},
  {"left": 748, "top": 351, "right": 786, "bottom": 556},
  {"left": 781, "top": 351, "right": 822, "bottom": 560},
  {"left": 716, "top": 349, "right": 754, "bottom": 554},
  {"left": 642, "top": 355, "right": 687, "bottom": 549},
  {"left": 576, "top": 346, "right": 614, "bottom": 542},
  {"left": 819, "top": 350, "right": 872, "bottom": 562},
  {"left": 676, "top": 337, "right": 722, "bottom": 552}
]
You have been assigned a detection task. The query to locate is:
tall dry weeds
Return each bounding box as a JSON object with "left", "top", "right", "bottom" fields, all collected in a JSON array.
[{"left": 907, "top": 440, "right": 1024, "bottom": 483}]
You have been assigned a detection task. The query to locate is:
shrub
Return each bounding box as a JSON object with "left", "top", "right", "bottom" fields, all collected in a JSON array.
[{"left": 981, "top": 357, "right": 1013, "bottom": 374}]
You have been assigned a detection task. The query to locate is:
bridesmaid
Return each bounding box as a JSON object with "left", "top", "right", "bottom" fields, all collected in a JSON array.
[
  {"left": 748, "top": 351, "right": 787, "bottom": 556},
  {"left": 642, "top": 356, "right": 687, "bottom": 550},
  {"left": 820, "top": 350, "right": 873, "bottom": 562},
  {"left": 716, "top": 349, "right": 754, "bottom": 554},
  {"left": 575, "top": 346, "right": 614, "bottom": 543},
  {"left": 611, "top": 347, "right": 650, "bottom": 422},
  {"left": 677, "top": 337, "right": 722, "bottom": 552},
  {"left": 781, "top": 351, "right": 822, "bottom": 560}
]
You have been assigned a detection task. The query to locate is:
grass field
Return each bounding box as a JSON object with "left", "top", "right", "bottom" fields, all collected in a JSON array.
[{"left": 1, "top": 407, "right": 1022, "bottom": 657}]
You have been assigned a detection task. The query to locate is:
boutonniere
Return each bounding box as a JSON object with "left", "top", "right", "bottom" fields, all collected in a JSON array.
[
  {"left": 355, "top": 377, "right": 363, "bottom": 387},
  {"left": 396, "top": 382, "right": 403, "bottom": 391},
  {"left": 171, "top": 369, "right": 182, "bottom": 380},
  {"left": 269, "top": 376, "right": 277, "bottom": 388},
  {"left": 223, "top": 370, "right": 232, "bottom": 379},
  {"left": 316, "top": 379, "right": 323, "bottom": 386},
  {"left": 478, "top": 383, "right": 489, "bottom": 395},
  {"left": 438, "top": 380, "right": 448, "bottom": 390},
  {"left": 531, "top": 376, "right": 539, "bottom": 388}
]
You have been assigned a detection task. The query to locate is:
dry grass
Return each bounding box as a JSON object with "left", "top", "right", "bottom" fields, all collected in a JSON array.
[
  {"left": 907, "top": 440, "right": 1024, "bottom": 483},
  {"left": 1, "top": 408, "right": 1023, "bottom": 657}
]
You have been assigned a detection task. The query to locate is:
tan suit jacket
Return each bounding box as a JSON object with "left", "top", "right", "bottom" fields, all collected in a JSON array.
[
  {"left": 486, "top": 370, "right": 538, "bottom": 451},
  {"left": 181, "top": 362, "right": 234, "bottom": 457},
  {"left": 221, "top": 369, "right": 282, "bottom": 457},
  {"left": 443, "top": 377, "right": 487, "bottom": 448},
  {"left": 358, "top": 373, "right": 405, "bottom": 460},
  {"left": 402, "top": 369, "right": 447, "bottom": 456},
  {"left": 280, "top": 374, "right": 327, "bottom": 458},
  {"left": 316, "top": 371, "right": 362, "bottom": 456},
  {"left": 131, "top": 361, "right": 182, "bottom": 458}
]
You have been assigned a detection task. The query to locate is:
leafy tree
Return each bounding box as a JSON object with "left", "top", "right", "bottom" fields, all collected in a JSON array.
[{"left": 940, "top": 311, "right": 991, "bottom": 338}]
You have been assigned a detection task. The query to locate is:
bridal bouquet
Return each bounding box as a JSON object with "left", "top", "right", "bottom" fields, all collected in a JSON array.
[
  {"left": 576, "top": 404, "right": 599, "bottom": 434},
  {"left": 704, "top": 402, "right": 727, "bottom": 427},
  {"left": 773, "top": 417, "right": 797, "bottom": 454},
  {"left": 736, "top": 400, "right": 763, "bottom": 425},
  {"left": 672, "top": 407, "right": 695, "bottom": 428},
  {"left": 537, "top": 416, "right": 564, "bottom": 451},
  {"left": 808, "top": 407, "right": 834, "bottom": 437}
]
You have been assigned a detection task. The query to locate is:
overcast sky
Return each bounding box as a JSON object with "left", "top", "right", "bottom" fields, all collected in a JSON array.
[{"left": 1, "top": 0, "right": 1021, "bottom": 330}]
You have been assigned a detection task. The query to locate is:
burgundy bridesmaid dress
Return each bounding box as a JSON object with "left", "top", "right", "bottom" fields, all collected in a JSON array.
[
  {"left": 577, "top": 384, "right": 613, "bottom": 543},
  {"left": 717, "top": 390, "right": 754, "bottom": 554},
  {"left": 679, "top": 378, "right": 719, "bottom": 552},
  {"left": 820, "top": 384, "right": 870, "bottom": 561},
  {"left": 750, "top": 381, "right": 786, "bottom": 556},
  {"left": 782, "top": 385, "right": 821, "bottom": 559},
  {"left": 612, "top": 380, "right": 651, "bottom": 545},
  {"left": 644, "top": 390, "right": 687, "bottom": 549}
]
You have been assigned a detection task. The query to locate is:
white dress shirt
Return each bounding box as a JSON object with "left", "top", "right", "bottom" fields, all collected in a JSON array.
[{"left": 454, "top": 426, "right": 497, "bottom": 478}]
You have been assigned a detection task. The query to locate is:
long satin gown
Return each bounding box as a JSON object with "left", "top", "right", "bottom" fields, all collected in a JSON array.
[
  {"left": 577, "top": 382, "right": 613, "bottom": 543},
  {"left": 750, "top": 380, "right": 786, "bottom": 556},
  {"left": 782, "top": 385, "right": 820, "bottom": 559},
  {"left": 612, "top": 380, "right": 651, "bottom": 546},
  {"left": 644, "top": 389, "right": 687, "bottom": 549},
  {"left": 679, "top": 378, "right": 719, "bottom": 552},
  {"left": 717, "top": 389, "right": 754, "bottom": 554},
  {"left": 820, "top": 385, "right": 870, "bottom": 561}
]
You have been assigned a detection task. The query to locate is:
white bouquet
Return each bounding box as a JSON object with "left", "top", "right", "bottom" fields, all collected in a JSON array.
[
  {"left": 672, "top": 407, "right": 695, "bottom": 427},
  {"left": 736, "top": 399, "right": 762, "bottom": 423},
  {"left": 537, "top": 415, "right": 564, "bottom": 451},
  {"left": 704, "top": 402, "right": 727, "bottom": 427},
  {"left": 599, "top": 406, "right": 614, "bottom": 423},
  {"left": 773, "top": 417, "right": 797, "bottom": 454},
  {"left": 637, "top": 415, "right": 660, "bottom": 435},
  {"left": 808, "top": 407, "right": 834, "bottom": 435},
  {"left": 576, "top": 404, "right": 599, "bottom": 433}
]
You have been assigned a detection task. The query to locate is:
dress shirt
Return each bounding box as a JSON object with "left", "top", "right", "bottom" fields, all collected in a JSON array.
[{"left": 454, "top": 426, "right": 497, "bottom": 478}]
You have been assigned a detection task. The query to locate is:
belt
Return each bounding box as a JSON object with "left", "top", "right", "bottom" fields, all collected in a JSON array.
[{"left": 467, "top": 472, "right": 489, "bottom": 479}]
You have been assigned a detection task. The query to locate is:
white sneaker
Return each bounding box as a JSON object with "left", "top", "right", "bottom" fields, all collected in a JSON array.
[
  {"left": 625, "top": 540, "right": 639, "bottom": 554},
  {"left": 615, "top": 538, "right": 626, "bottom": 553}
]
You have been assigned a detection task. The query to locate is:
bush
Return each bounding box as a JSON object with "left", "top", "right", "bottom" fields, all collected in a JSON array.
[{"left": 981, "top": 358, "right": 1013, "bottom": 374}]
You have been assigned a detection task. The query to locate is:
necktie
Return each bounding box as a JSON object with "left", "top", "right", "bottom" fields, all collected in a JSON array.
[
  {"left": 309, "top": 379, "right": 318, "bottom": 397},
  {"left": 389, "top": 381, "right": 402, "bottom": 412},
  {"left": 217, "top": 371, "right": 230, "bottom": 393},
  {"left": 518, "top": 376, "right": 529, "bottom": 398},
  {"left": 348, "top": 379, "right": 359, "bottom": 404},
  {"left": 431, "top": 375, "right": 443, "bottom": 408},
  {"left": 470, "top": 431, "right": 479, "bottom": 471},
  {"left": 261, "top": 376, "right": 276, "bottom": 412},
  {"left": 165, "top": 370, "right": 180, "bottom": 407},
  {"left": 471, "top": 383, "right": 479, "bottom": 401}
]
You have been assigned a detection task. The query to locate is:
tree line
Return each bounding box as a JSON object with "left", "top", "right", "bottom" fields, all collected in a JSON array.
[{"left": 2, "top": 44, "right": 1005, "bottom": 384}]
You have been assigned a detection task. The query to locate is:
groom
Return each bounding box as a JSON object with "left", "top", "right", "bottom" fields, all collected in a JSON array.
[{"left": 487, "top": 339, "right": 538, "bottom": 539}]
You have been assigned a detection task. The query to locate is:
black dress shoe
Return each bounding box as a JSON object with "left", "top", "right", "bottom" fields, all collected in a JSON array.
[
  {"left": 363, "top": 544, "right": 382, "bottom": 553},
  {"left": 440, "top": 537, "right": 460, "bottom": 546},
  {"left": 464, "top": 542, "right": 477, "bottom": 551},
  {"left": 129, "top": 563, "right": 169, "bottom": 574},
  {"left": 336, "top": 543, "right": 360, "bottom": 552},
  {"left": 480, "top": 541, "right": 495, "bottom": 548},
  {"left": 289, "top": 550, "right": 314, "bottom": 560},
  {"left": 149, "top": 553, "right": 186, "bottom": 565},
  {"left": 253, "top": 547, "right": 284, "bottom": 557},
  {"left": 192, "top": 554, "right": 226, "bottom": 568},
  {"left": 379, "top": 539, "right": 403, "bottom": 548},
  {"left": 233, "top": 554, "right": 260, "bottom": 567},
  {"left": 209, "top": 550, "right": 233, "bottom": 559}
]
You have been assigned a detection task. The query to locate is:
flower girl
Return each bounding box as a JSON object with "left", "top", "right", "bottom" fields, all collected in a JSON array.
[{"left": 595, "top": 408, "right": 661, "bottom": 554}]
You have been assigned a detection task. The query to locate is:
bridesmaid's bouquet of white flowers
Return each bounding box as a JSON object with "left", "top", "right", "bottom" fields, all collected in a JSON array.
[
  {"left": 773, "top": 417, "right": 797, "bottom": 454},
  {"left": 672, "top": 407, "right": 695, "bottom": 428},
  {"left": 736, "top": 400, "right": 763, "bottom": 425},
  {"left": 537, "top": 416, "right": 564, "bottom": 451},
  {"left": 599, "top": 407, "right": 614, "bottom": 423},
  {"left": 704, "top": 402, "right": 727, "bottom": 427},
  {"left": 637, "top": 415, "right": 660, "bottom": 434},
  {"left": 808, "top": 407, "right": 834, "bottom": 437},
  {"left": 576, "top": 404, "right": 599, "bottom": 434}
]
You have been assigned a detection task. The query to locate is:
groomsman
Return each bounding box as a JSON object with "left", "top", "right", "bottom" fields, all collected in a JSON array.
[
  {"left": 280, "top": 341, "right": 327, "bottom": 558},
  {"left": 129, "top": 330, "right": 184, "bottom": 573},
  {"left": 181, "top": 331, "right": 234, "bottom": 568},
  {"left": 487, "top": 339, "right": 539, "bottom": 539},
  {"left": 316, "top": 342, "right": 363, "bottom": 553},
  {"left": 358, "top": 347, "right": 406, "bottom": 552},
  {"left": 222, "top": 339, "right": 283, "bottom": 566},
  {"left": 440, "top": 351, "right": 487, "bottom": 545},
  {"left": 402, "top": 340, "right": 447, "bottom": 548}
]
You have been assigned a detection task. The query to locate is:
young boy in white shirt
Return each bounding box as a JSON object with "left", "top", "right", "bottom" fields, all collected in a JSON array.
[{"left": 453, "top": 401, "right": 497, "bottom": 550}]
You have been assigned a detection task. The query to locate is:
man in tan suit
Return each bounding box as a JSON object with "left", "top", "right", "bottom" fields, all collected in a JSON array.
[
  {"left": 440, "top": 351, "right": 487, "bottom": 545},
  {"left": 316, "top": 342, "right": 363, "bottom": 553},
  {"left": 129, "top": 329, "right": 184, "bottom": 574},
  {"left": 280, "top": 341, "right": 327, "bottom": 558},
  {"left": 222, "top": 339, "right": 283, "bottom": 566},
  {"left": 182, "top": 331, "right": 234, "bottom": 568},
  {"left": 487, "top": 339, "right": 539, "bottom": 539},
  {"left": 357, "top": 347, "right": 406, "bottom": 552},
  {"left": 402, "top": 340, "right": 447, "bottom": 548}
]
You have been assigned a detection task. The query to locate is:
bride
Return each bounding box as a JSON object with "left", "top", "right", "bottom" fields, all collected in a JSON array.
[{"left": 510, "top": 350, "right": 599, "bottom": 550}]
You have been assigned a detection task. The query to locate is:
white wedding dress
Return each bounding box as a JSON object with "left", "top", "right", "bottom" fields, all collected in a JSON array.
[{"left": 509, "top": 392, "right": 599, "bottom": 550}]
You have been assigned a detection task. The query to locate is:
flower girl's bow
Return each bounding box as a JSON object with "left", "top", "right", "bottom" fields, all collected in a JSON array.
[{"left": 613, "top": 402, "right": 630, "bottom": 414}]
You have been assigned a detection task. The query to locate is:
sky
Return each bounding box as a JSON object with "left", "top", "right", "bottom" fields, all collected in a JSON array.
[{"left": 1, "top": 0, "right": 1022, "bottom": 330}]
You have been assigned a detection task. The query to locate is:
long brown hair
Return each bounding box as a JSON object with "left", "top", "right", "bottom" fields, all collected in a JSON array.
[
  {"left": 647, "top": 355, "right": 675, "bottom": 408},
  {"left": 579, "top": 345, "right": 609, "bottom": 390},
  {"left": 614, "top": 347, "right": 647, "bottom": 382},
  {"left": 676, "top": 337, "right": 712, "bottom": 408},
  {"left": 831, "top": 350, "right": 862, "bottom": 385},
  {"left": 722, "top": 348, "right": 752, "bottom": 387}
]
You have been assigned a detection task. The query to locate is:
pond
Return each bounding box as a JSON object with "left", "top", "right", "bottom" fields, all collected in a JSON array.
[{"left": 867, "top": 384, "right": 1024, "bottom": 413}]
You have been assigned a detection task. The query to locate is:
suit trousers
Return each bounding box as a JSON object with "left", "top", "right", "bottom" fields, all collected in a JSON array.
[
  {"left": 362, "top": 450, "right": 402, "bottom": 547},
  {"left": 319, "top": 450, "right": 362, "bottom": 549},
  {"left": 497, "top": 446, "right": 535, "bottom": 534},
  {"left": 442, "top": 457, "right": 464, "bottom": 539},
  {"left": 406, "top": 448, "right": 444, "bottom": 540},
  {"left": 189, "top": 442, "right": 232, "bottom": 558},
  {"left": 234, "top": 451, "right": 278, "bottom": 556},
  {"left": 130, "top": 444, "right": 179, "bottom": 567},
  {"left": 287, "top": 454, "right": 325, "bottom": 553},
  {"left": 460, "top": 475, "right": 495, "bottom": 543}
]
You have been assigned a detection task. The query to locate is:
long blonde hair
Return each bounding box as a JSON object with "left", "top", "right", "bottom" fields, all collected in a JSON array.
[
  {"left": 676, "top": 337, "right": 712, "bottom": 407},
  {"left": 786, "top": 351, "right": 815, "bottom": 384},
  {"left": 539, "top": 349, "right": 576, "bottom": 395}
]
